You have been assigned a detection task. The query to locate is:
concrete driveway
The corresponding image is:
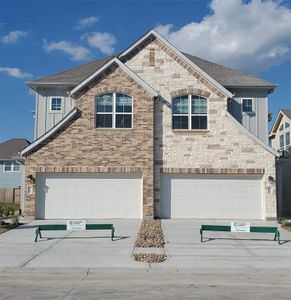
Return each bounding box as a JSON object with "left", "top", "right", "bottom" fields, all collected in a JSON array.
[
  {"left": 160, "top": 219, "right": 291, "bottom": 270},
  {"left": 1, "top": 219, "right": 291, "bottom": 299},
  {"left": 1, "top": 219, "right": 290, "bottom": 271},
  {"left": 0, "top": 219, "right": 143, "bottom": 269}
]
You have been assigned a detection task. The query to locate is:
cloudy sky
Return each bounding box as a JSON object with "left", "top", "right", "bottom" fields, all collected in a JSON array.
[{"left": 0, "top": 0, "right": 291, "bottom": 141}]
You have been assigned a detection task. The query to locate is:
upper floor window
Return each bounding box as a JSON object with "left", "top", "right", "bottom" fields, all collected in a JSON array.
[
  {"left": 96, "top": 93, "right": 132, "bottom": 128},
  {"left": 279, "top": 124, "right": 284, "bottom": 131},
  {"left": 3, "top": 161, "right": 21, "bottom": 172},
  {"left": 50, "top": 97, "right": 62, "bottom": 112},
  {"left": 172, "top": 95, "right": 207, "bottom": 130},
  {"left": 280, "top": 134, "right": 284, "bottom": 149},
  {"left": 285, "top": 122, "right": 290, "bottom": 129},
  {"left": 286, "top": 132, "right": 290, "bottom": 147},
  {"left": 242, "top": 99, "right": 253, "bottom": 113}
]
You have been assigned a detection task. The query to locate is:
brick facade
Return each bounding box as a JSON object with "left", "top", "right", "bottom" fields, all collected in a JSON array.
[
  {"left": 125, "top": 38, "right": 277, "bottom": 219},
  {"left": 24, "top": 66, "right": 154, "bottom": 217},
  {"left": 24, "top": 37, "right": 277, "bottom": 219}
]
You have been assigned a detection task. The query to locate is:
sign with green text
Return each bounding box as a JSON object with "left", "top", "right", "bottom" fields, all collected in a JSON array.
[
  {"left": 231, "top": 222, "right": 250, "bottom": 233},
  {"left": 67, "top": 220, "right": 86, "bottom": 230}
]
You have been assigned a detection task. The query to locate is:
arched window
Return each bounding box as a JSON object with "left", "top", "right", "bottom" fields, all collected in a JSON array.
[
  {"left": 96, "top": 93, "right": 132, "bottom": 128},
  {"left": 172, "top": 95, "right": 208, "bottom": 130}
]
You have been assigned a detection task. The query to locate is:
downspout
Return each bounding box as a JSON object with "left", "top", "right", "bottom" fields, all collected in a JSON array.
[
  {"left": 20, "top": 162, "right": 25, "bottom": 215},
  {"left": 15, "top": 154, "right": 25, "bottom": 215}
]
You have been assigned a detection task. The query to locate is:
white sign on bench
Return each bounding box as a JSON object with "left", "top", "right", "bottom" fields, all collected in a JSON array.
[
  {"left": 231, "top": 222, "right": 250, "bottom": 233},
  {"left": 67, "top": 220, "right": 86, "bottom": 231}
]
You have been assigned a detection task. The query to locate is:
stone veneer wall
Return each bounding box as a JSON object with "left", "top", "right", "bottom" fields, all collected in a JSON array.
[
  {"left": 24, "top": 66, "right": 154, "bottom": 217},
  {"left": 125, "top": 38, "right": 277, "bottom": 219}
]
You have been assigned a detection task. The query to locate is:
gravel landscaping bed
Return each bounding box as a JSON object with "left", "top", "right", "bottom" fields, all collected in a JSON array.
[
  {"left": 133, "top": 219, "right": 167, "bottom": 263},
  {"left": 135, "top": 219, "right": 165, "bottom": 248},
  {"left": 133, "top": 253, "right": 167, "bottom": 263}
]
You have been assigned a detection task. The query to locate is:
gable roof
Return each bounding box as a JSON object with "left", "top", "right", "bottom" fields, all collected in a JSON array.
[
  {"left": 120, "top": 29, "right": 232, "bottom": 98},
  {"left": 28, "top": 30, "right": 276, "bottom": 94},
  {"left": 0, "top": 138, "right": 30, "bottom": 160},
  {"left": 282, "top": 109, "right": 291, "bottom": 119},
  {"left": 70, "top": 57, "right": 158, "bottom": 97},
  {"left": 269, "top": 109, "right": 291, "bottom": 138}
]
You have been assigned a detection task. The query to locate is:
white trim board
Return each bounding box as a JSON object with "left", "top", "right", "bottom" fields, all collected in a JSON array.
[
  {"left": 70, "top": 58, "right": 158, "bottom": 98},
  {"left": 119, "top": 29, "right": 233, "bottom": 99},
  {"left": 226, "top": 111, "right": 279, "bottom": 157},
  {"left": 21, "top": 108, "right": 79, "bottom": 156}
]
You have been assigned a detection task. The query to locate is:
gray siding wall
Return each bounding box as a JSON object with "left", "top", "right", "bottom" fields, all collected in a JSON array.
[
  {"left": 0, "top": 161, "right": 23, "bottom": 188},
  {"left": 277, "top": 157, "right": 291, "bottom": 217},
  {"left": 34, "top": 87, "right": 74, "bottom": 139},
  {"left": 227, "top": 89, "right": 269, "bottom": 144}
]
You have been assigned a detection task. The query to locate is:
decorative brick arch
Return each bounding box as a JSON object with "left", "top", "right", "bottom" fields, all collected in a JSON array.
[
  {"left": 170, "top": 88, "right": 211, "bottom": 99},
  {"left": 94, "top": 86, "right": 133, "bottom": 97}
]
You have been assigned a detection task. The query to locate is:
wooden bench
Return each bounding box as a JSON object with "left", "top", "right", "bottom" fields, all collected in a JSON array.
[
  {"left": 35, "top": 224, "right": 115, "bottom": 242},
  {"left": 200, "top": 225, "right": 281, "bottom": 245}
]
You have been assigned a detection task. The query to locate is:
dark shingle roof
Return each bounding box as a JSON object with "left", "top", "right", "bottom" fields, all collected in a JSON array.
[
  {"left": 28, "top": 56, "right": 114, "bottom": 86},
  {"left": 183, "top": 53, "right": 276, "bottom": 88},
  {"left": 0, "top": 139, "right": 30, "bottom": 160},
  {"left": 282, "top": 109, "right": 291, "bottom": 119},
  {"left": 28, "top": 52, "right": 276, "bottom": 89}
]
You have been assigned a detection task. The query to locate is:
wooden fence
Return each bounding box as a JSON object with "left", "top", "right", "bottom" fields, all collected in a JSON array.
[{"left": 0, "top": 188, "right": 21, "bottom": 204}]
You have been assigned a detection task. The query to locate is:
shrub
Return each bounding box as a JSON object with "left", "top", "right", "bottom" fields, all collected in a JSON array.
[
  {"left": 278, "top": 217, "right": 289, "bottom": 226},
  {"left": 0, "top": 203, "right": 19, "bottom": 218}
]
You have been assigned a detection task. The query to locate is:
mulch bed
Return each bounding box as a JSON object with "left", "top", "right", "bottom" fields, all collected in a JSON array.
[
  {"left": 0, "top": 223, "right": 18, "bottom": 234},
  {"left": 282, "top": 225, "right": 291, "bottom": 232}
]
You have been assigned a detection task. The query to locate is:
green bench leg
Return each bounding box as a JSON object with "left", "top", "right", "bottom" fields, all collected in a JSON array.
[
  {"left": 200, "top": 229, "right": 203, "bottom": 242},
  {"left": 34, "top": 228, "right": 43, "bottom": 242},
  {"left": 111, "top": 227, "right": 115, "bottom": 241},
  {"left": 35, "top": 229, "right": 39, "bottom": 242},
  {"left": 274, "top": 230, "right": 281, "bottom": 245}
]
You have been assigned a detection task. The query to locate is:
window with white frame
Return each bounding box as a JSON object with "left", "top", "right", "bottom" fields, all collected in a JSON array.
[
  {"left": 286, "top": 132, "right": 290, "bottom": 147},
  {"left": 279, "top": 124, "right": 284, "bottom": 131},
  {"left": 50, "top": 97, "right": 62, "bottom": 112},
  {"left": 242, "top": 99, "right": 253, "bottom": 112},
  {"left": 172, "top": 95, "right": 208, "bottom": 130},
  {"left": 96, "top": 93, "right": 132, "bottom": 128},
  {"left": 3, "top": 161, "right": 21, "bottom": 172},
  {"left": 285, "top": 122, "right": 290, "bottom": 129},
  {"left": 280, "top": 134, "right": 284, "bottom": 149}
]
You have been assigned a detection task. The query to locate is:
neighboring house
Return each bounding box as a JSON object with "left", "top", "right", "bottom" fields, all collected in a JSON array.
[
  {"left": 269, "top": 109, "right": 291, "bottom": 155},
  {"left": 21, "top": 29, "right": 279, "bottom": 220},
  {"left": 0, "top": 139, "right": 30, "bottom": 207},
  {"left": 269, "top": 110, "right": 291, "bottom": 217}
]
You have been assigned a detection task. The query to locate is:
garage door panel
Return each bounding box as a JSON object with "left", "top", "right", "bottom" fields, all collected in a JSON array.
[
  {"left": 36, "top": 173, "right": 142, "bottom": 219},
  {"left": 161, "top": 174, "right": 262, "bottom": 219}
]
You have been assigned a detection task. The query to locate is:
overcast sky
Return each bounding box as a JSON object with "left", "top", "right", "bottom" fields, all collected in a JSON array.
[{"left": 0, "top": 0, "right": 291, "bottom": 142}]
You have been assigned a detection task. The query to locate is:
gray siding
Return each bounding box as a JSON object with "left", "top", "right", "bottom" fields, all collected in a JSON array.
[
  {"left": 277, "top": 158, "right": 291, "bottom": 217},
  {"left": 0, "top": 161, "right": 23, "bottom": 188},
  {"left": 34, "top": 87, "right": 74, "bottom": 139},
  {"left": 227, "top": 89, "right": 269, "bottom": 144}
]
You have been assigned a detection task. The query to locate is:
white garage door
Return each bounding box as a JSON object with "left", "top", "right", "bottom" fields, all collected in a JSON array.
[
  {"left": 160, "top": 174, "right": 263, "bottom": 219},
  {"left": 36, "top": 173, "right": 142, "bottom": 219}
]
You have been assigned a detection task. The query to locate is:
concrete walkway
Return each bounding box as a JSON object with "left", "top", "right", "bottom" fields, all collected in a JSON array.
[{"left": 160, "top": 219, "right": 291, "bottom": 270}]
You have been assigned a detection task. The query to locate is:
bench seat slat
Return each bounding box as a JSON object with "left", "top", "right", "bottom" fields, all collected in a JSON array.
[
  {"left": 200, "top": 224, "right": 280, "bottom": 245},
  {"left": 35, "top": 223, "right": 115, "bottom": 242}
]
